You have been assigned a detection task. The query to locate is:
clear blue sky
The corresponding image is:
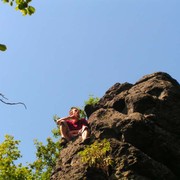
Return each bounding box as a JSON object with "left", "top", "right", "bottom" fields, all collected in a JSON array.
[{"left": 0, "top": 0, "right": 180, "bottom": 165}]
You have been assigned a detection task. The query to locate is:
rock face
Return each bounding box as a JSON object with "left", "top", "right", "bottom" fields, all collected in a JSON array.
[{"left": 51, "top": 72, "right": 180, "bottom": 180}]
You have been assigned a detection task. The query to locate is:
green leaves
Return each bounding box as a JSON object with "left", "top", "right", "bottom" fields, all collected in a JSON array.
[
  {"left": 78, "top": 139, "right": 113, "bottom": 174},
  {"left": 0, "top": 135, "right": 32, "bottom": 180},
  {"left": 84, "top": 95, "right": 99, "bottom": 106},
  {"left": 29, "top": 137, "right": 62, "bottom": 179},
  {"left": 0, "top": 44, "right": 7, "bottom": 51},
  {"left": 27, "top": 6, "right": 35, "bottom": 15},
  {"left": 2, "top": 0, "right": 36, "bottom": 16},
  {"left": 0, "top": 133, "right": 62, "bottom": 179},
  {"left": 1, "top": 0, "right": 35, "bottom": 54}
]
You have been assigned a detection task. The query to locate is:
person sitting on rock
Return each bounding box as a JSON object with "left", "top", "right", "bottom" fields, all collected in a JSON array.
[{"left": 57, "top": 107, "right": 90, "bottom": 146}]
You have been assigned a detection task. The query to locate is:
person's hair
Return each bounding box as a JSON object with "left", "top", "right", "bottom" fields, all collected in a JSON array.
[{"left": 69, "top": 107, "right": 79, "bottom": 114}]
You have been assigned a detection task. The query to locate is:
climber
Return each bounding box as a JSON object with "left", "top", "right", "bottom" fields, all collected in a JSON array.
[{"left": 57, "top": 107, "right": 90, "bottom": 146}]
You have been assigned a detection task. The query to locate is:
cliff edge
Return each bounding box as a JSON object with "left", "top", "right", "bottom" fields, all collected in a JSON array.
[{"left": 51, "top": 72, "right": 180, "bottom": 180}]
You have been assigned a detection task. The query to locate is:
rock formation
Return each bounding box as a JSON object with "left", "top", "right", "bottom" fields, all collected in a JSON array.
[{"left": 51, "top": 72, "right": 180, "bottom": 180}]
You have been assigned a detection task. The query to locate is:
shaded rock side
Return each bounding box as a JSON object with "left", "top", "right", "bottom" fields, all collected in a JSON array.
[{"left": 51, "top": 72, "right": 180, "bottom": 180}]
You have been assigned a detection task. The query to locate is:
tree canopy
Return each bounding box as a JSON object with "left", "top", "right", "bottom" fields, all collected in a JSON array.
[{"left": 0, "top": 130, "right": 61, "bottom": 179}]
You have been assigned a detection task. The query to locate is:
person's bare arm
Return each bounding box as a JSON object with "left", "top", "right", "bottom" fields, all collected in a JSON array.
[{"left": 57, "top": 115, "right": 74, "bottom": 125}]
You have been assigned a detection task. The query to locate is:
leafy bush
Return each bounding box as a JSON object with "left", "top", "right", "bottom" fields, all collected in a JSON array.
[
  {"left": 78, "top": 139, "right": 112, "bottom": 175},
  {"left": 84, "top": 95, "right": 99, "bottom": 106}
]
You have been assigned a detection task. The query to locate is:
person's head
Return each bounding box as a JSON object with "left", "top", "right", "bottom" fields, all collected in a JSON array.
[{"left": 69, "top": 107, "right": 80, "bottom": 118}]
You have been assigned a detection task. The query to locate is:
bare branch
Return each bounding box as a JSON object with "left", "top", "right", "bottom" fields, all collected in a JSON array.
[
  {"left": 0, "top": 93, "right": 8, "bottom": 100},
  {"left": 0, "top": 93, "right": 27, "bottom": 109}
]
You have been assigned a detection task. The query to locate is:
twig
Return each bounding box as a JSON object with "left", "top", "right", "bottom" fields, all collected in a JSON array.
[
  {"left": 0, "top": 93, "right": 27, "bottom": 109},
  {"left": 0, "top": 93, "right": 8, "bottom": 100}
]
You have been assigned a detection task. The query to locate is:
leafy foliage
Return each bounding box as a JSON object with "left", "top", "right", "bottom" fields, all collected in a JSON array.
[
  {"left": 52, "top": 115, "right": 61, "bottom": 138},
  {"left": 78, "top": 107, "right": 87, "bottom": 119},
  {"left": 84, "top": 95, "right": 99, "bottom": 106},
  {"left": 0, "top": 128, "right": 62, "bottom": 179},
  {"left": 0, "top": 135, "right": 32, "bottom": 180},
  {"left": 0, "top": 44, "right": 7, "bottom": 51},
  {"left": 78, "top": 139, "right": 113, "bottom": 174},
  {"left": 28, "top": 122, "right": 61, "bottom": 179},
  {"left": 1, "top": 0, "right": 35, "bottom": 52},
  {"left": 2, "top": 0, "right": 35, "bottom": 16},
  {"left": 29, "top": 137, "right": 62, "bottom": 180}
]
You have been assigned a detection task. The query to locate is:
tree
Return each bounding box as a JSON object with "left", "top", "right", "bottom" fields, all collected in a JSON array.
[
  {"left": 0, "top": 115, "right": 62, "bottom": 179},
  {"left": 0, "top": 135, "right": 33, "bottom": 180},
  {"left": 0, "top": 130, "right": 62, "bottom": 179},
  {"left": 28, "top": 127, "right": 62, "bottom": 180}
]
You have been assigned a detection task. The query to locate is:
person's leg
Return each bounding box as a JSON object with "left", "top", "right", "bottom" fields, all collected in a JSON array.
[
  {"left": 81, "top": 126, "right": 90, "bottom": 142},
  {"left": 59, "top": 120, "right": 71, "bottom": 141}
]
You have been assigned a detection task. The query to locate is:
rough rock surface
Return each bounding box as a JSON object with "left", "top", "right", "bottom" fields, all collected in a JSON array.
[{"left": 51, "top": 72, "right": 180, "bottom": 180}]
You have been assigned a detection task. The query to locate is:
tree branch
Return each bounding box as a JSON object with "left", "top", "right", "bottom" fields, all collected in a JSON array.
[{"left": 0, "top": 93, "right": 27, "bottom": 109}]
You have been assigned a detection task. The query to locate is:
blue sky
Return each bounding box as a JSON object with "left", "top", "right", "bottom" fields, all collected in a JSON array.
[{"left": 0, "top": 0, "right": 180, "bottom": 164}]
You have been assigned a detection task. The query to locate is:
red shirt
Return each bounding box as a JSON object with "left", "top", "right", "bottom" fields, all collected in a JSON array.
[{"left": 66, "top": 118, "right": 88, "bottom": 131}]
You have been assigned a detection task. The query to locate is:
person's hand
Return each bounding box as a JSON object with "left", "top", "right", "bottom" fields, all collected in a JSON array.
[
  {"left": 69, "top": 115, "right": 75, "bottom": 119},
  {"left": 56, "top": 119, "right": 61, "bottom": 125}
]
